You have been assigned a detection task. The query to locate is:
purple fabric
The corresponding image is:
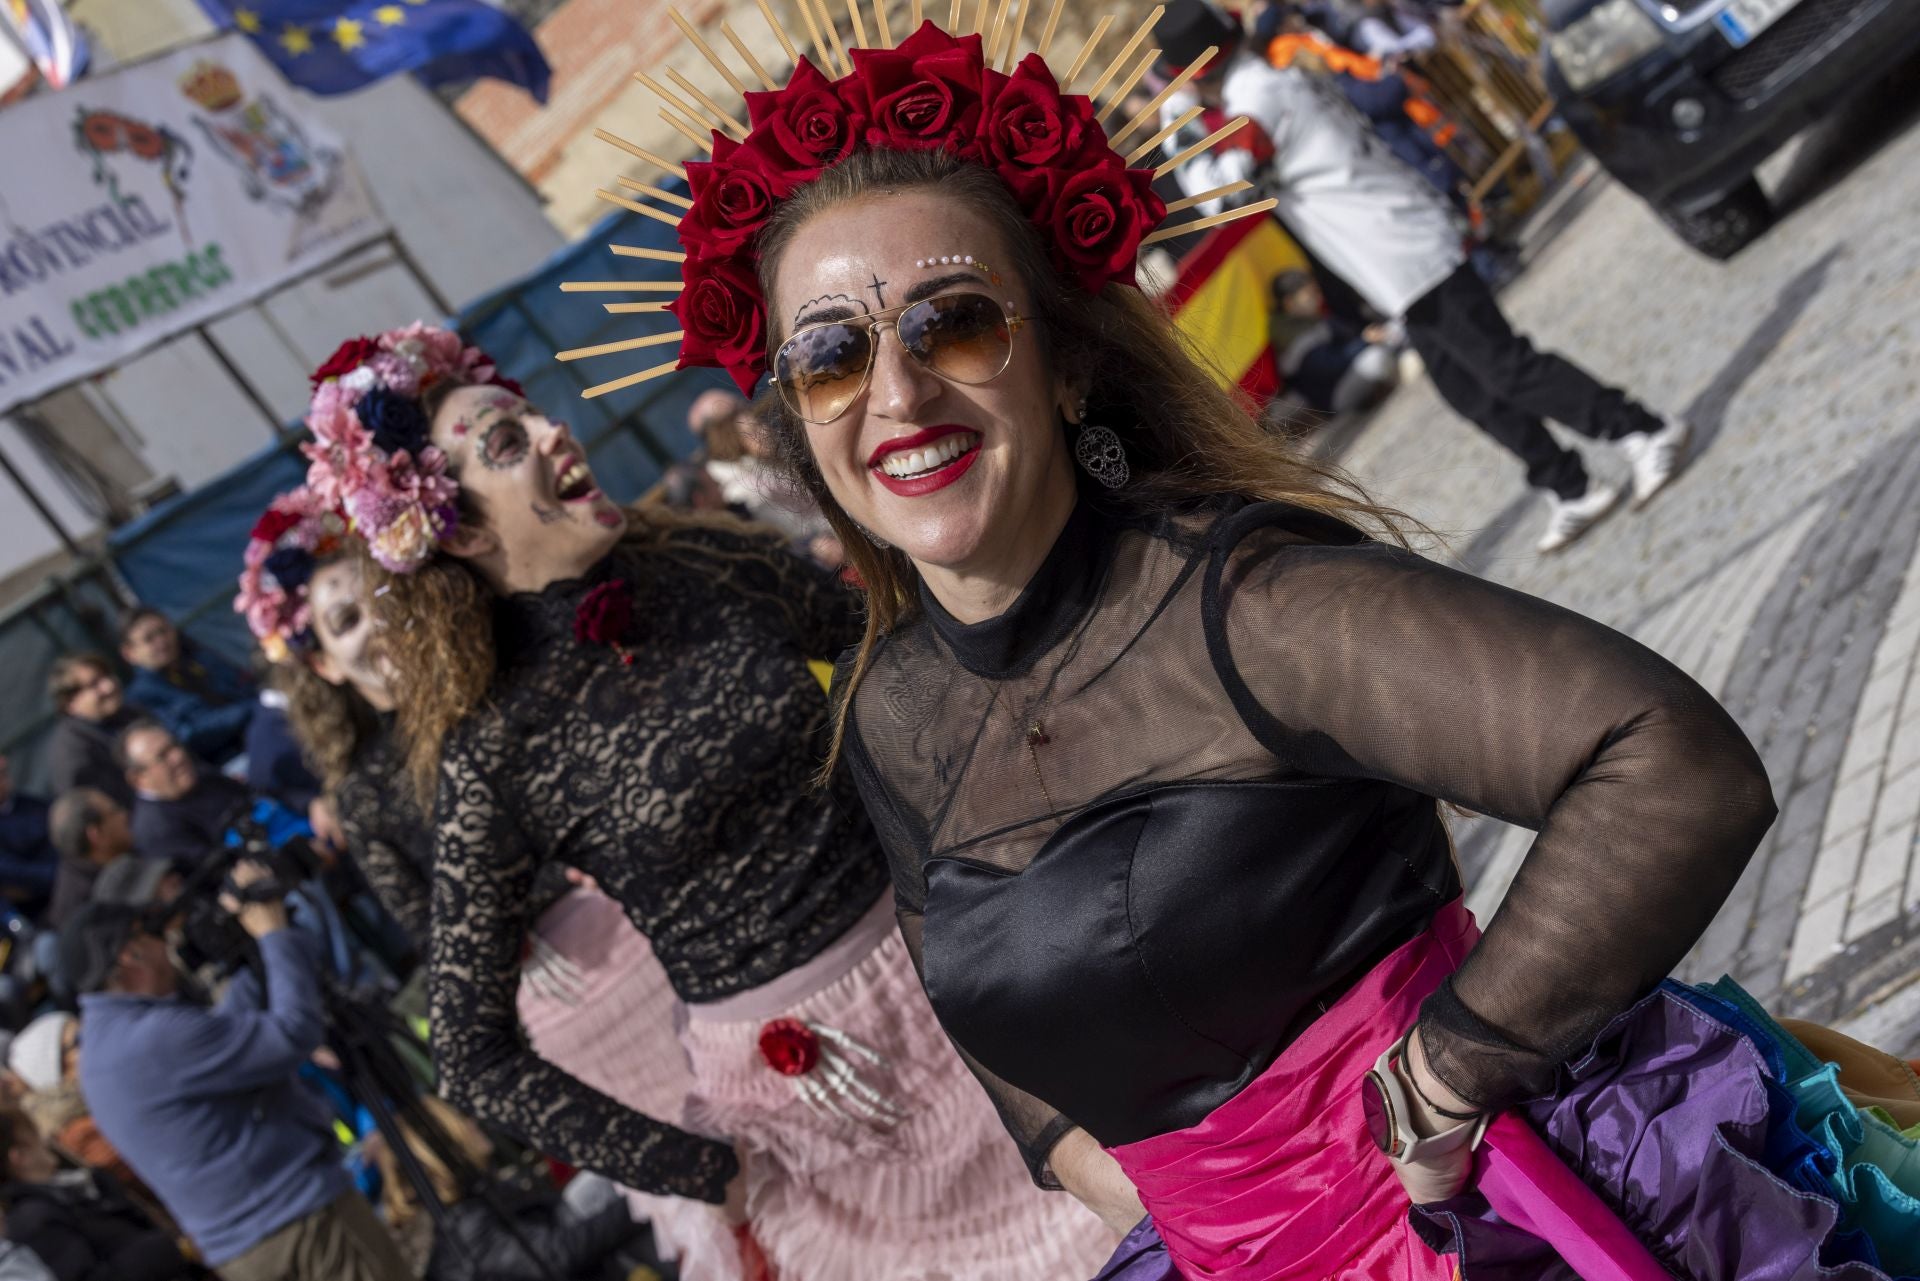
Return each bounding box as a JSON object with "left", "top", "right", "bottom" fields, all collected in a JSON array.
[
  {"left": 1091, "top": 1216, "right": 1182, "bottom": 1281},
  {"left": 1412, "top": 987, "right": 1895, "bottom": 1280}
]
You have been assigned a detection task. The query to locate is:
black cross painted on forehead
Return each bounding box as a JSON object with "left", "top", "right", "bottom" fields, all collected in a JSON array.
[{"left": 867, "top": 272, "right": 888, "bottom": 307}]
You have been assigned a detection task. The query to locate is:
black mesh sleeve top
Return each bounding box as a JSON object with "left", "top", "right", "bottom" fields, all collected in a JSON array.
[
  {"left": 428, "top": 522, "right": 884, "bottom": 1202},
  {"left": 841, "top": 496, "right": 1777, "bottom": 1185}
]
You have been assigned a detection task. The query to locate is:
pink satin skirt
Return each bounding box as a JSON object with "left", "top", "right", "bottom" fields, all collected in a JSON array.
[
  {"left": 1106, "top": 899, "right": 1675, "bottom": 1281},
  {"left": 1107, "top": 902, "right": 1477, "bottom": 1281}
]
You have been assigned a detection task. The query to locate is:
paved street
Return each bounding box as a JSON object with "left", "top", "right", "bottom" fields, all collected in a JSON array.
[{"left": 1331, "top": 75, "right": 1920, "bottom": 1051}]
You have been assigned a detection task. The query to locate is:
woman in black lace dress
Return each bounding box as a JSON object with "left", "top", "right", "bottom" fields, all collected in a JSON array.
[
  {"left": 742, "top": 138, "right": 1920, "bottom": 1278},
  {"left": 301, "top": 325, "right": 1111, "bottom": 1281},
  {"left": 237, "top": 478, "right": 737, "bottom": 1275}
]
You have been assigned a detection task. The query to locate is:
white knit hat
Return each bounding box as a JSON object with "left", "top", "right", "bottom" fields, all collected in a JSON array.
[{"left": 9, "top": 1012, "right": 73, "bottom": 1093}]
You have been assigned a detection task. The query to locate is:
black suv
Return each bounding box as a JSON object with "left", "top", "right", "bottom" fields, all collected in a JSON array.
[{"left": 1542, "top": 0, "right": 1920, "bottom": 258}]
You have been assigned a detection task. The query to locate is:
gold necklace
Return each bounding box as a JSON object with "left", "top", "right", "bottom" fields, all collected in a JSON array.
[{"left": 990, "top": 682, "right": 1056, "bottom": 812}]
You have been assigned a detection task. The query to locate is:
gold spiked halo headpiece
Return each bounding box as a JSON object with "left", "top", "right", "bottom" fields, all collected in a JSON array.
[{"left": 560, "top": 1, "right": 1275, "bottom": 398}]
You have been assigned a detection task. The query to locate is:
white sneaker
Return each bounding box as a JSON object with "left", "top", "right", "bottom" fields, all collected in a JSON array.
[
  {"left": 1616, "top": 416, "right": 1692, "bottom": 507},
  {"left": 1536, "top": 481, "right": 1622, "bottom": 554}
]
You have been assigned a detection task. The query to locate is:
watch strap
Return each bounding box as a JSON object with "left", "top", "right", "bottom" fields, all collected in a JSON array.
[{"left": 1394, "top": 1110, "right": 1490, "bottom": 1165}]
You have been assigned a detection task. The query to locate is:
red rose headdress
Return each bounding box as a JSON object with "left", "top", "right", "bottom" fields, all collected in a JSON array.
[
  {"left": 559, "top": 3, "right": 1275, "bottom": 397},
  {"left": 234, "top": 486, "right": 348, "bottom": 665}
]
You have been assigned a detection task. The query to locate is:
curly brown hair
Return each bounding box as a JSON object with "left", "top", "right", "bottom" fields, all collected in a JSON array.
[
  {"left": 752, "top": 147, "right": 1419, "bottom": 780},
  {"left": 277, "top": 655, "right": 381, "bottom": 790}
]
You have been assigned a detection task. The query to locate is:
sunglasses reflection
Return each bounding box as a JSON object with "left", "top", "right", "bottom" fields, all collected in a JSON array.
[{"left": 776, "top": 292, "right": 1025, "bottom": 424}]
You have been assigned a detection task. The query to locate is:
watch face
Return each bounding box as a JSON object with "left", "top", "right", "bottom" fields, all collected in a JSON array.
[{"left": 1361, "top": 1070, "right": 1397, "bottom": 1157}]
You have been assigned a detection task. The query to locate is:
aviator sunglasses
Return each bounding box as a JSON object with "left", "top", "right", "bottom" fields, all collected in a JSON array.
[{"left": 773, "top": 291, "right": 1028, "bottom": 425}]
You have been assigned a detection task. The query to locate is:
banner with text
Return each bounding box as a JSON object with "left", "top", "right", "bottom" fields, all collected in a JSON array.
[{"left": 0, "top": 33, "right": 383, "bottom": 412}]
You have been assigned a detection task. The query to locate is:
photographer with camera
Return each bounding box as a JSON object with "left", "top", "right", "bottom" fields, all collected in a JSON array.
[{"left": 60, "top": 861, "right": 409, "bottom": 1281}]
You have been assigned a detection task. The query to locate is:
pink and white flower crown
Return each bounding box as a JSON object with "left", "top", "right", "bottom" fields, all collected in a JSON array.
[
  {"left": 301, "top": 322, "right": 521, "bottom": 574},
  {"left": 234, "top": 486, "right": 348, "bottom": 665}
]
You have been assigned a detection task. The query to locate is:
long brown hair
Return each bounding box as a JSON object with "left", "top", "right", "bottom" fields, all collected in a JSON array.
[{"left": 753, "top": 147, "right": 1417, "bottom": 778}]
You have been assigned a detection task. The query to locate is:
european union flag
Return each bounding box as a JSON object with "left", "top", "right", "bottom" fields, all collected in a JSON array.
[{"left": 197, "top": 1, "right": 551, "bottom": 102}]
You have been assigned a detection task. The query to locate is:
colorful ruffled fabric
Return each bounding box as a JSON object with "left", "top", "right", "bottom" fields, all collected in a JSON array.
[
  {"left": 1416, "top": 980, "right": 1920, "bottom": 1280},
  {"left": 1087, "top": 966, "right": 1920, "bottom": 1280},
  {"left": 1695, "top": 980, "right": 1920, "bottom": 1277}
]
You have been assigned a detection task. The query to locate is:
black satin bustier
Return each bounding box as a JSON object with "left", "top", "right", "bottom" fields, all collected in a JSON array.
[{"left": 922, "top": 777, "right": 1451, "bottom": 1145}]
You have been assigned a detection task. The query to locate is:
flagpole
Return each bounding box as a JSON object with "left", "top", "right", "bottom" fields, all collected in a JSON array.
[
  {"left": 0, "top": 429, "right": 85, "bottom": 559},
  {"left": 196, "top": 324, "right": 295, "bottom": 441},
  {"left": 385, "top": 229, "right": 458, "bottom": 320}
]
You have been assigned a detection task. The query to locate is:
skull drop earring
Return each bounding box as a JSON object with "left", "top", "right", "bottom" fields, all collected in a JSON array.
[{"left": 1071, "top": 397, "right": 1130, "bottom": 490}]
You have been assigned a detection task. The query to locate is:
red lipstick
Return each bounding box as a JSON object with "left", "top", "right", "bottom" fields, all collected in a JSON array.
[{"left": 868, "top": 426, "right": 981, "bottom": 498}]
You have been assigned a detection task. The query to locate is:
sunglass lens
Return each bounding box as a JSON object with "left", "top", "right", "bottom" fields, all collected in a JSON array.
[
  {"left": 902, "top": 294, "right": 1013, "bottom": 385},
  {"left": 775, "top": 322, "right": 873, "bottom": 423}
]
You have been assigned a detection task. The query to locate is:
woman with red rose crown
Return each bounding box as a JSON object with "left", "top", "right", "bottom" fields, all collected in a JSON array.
[
  {"left": 552, "top": 8, "right": 1920, "bottom": 1281},
  {"left": 299, "top": 322, "right": 1116, "bottom": 1281},
  {"left": 233, "top": 469, "right": 737, "bottom": 1276}
]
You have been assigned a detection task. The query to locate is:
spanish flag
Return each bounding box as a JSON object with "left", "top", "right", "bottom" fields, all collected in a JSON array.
[{"left": 1165, "top": 214, "right": 1308, "bottom": 404}]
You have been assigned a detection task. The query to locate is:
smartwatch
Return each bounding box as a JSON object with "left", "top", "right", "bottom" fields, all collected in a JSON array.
[{"left": 1360, "top": 1036, "right": 1488, "bottom": 1164}]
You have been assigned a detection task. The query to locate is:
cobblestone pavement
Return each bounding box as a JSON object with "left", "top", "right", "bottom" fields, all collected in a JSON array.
[{"left": 1329, "top": 78, "right": 1920, "bottom": 1051}]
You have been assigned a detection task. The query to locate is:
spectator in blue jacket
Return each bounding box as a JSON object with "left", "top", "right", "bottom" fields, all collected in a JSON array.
[
  {"left": 62, "top": 864, "right": 411, "bottom": 1281},
  {"left": 118, "top": 611, "right": 252, "bottom": 768},
  {"left": 243, "top": 689, "right": 322, "bottom": 816},
  {"left": 0, "top": 761, "right": 55, "bottom": 921}
]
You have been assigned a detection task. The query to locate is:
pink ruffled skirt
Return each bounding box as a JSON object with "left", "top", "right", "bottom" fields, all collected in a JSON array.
[
  {"left": 679, "top": 893, "right": 1117, "bottom": 1281},
  {"left": 517, "top": 888, "right": 737, "bottom": 1279}
]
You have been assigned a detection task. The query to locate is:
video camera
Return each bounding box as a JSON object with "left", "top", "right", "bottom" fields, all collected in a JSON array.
[{"left": 166, "top": 805, "right": 327, "bottom": 975}]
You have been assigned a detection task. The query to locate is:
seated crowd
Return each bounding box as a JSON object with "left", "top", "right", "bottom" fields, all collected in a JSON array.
[{"left": 1, "top": 610, "right": 660, "bottom": 1281}]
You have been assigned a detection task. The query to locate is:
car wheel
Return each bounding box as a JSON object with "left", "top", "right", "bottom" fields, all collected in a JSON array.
[{"left": 1658, "top": 177, "right": 1774, "bottom": 261}]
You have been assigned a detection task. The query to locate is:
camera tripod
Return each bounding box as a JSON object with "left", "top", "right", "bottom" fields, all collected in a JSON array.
[{"left": 319, "top": 973, "right": 569, "bottom": 1281}]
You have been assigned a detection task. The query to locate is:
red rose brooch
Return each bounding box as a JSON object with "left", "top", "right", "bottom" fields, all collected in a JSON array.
[
  {"left": 756, "top": 1018, "right": 908, "bottom": 1132},
  {"left": 574, "top": 580, "right": 636, "bottom": 665},
  {"left": 758, "top": 1018, "right": 822, "bottom": 1077}
]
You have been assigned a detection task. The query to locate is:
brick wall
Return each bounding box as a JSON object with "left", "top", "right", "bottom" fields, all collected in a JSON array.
[
  {"left": 456, "top": 0, "right": 730, "bottom": 184},
  {"left": 458, "top": 0, "right": 1166, "bottom": 237}
]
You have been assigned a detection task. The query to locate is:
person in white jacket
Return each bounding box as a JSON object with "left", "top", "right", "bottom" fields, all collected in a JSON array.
[{"left": 1154, "top": 1, "right": 1691, "bottom": 552}]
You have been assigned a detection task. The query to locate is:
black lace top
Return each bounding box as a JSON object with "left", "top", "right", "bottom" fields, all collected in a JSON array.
[
  {"left": 842, "top": 496, "right": 1777, "bottom": 1185},
  {"left": 428, "top": 522, "right": 881, "bottom": 1202},
  {"left": 335, "top": 717, "right": 434, "bottom": 947}
]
